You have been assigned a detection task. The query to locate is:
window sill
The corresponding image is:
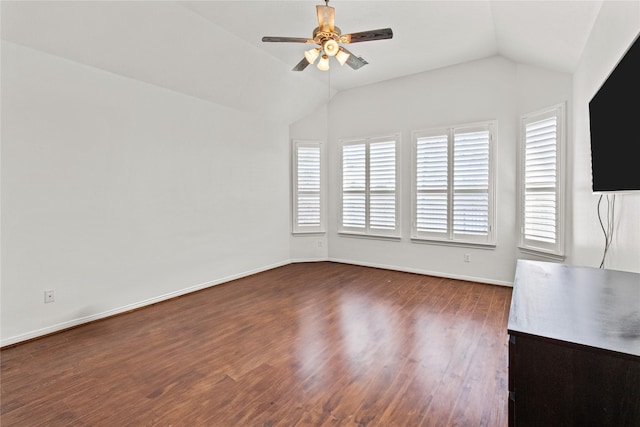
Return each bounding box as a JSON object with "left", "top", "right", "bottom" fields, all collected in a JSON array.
[
  {"left": 410, "top": 237, "right": 496, "bottom": 250},
  {"left": 338, "top": 232, "right": 402, "bottom": 242},
  {"left": 518, "top": 246, "right": 565, "bottom": 262},
  {"left": 292, "top": 231, "right": 326, "bottom": 236}
]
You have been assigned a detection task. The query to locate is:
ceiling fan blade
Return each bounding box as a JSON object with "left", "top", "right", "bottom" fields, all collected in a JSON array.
[
  {"left": 262, "top": 36, "right": 314, "bottom": 43},
  {"left": 292, "top": 57, "right": 311, "bottom": 71},
  {"left": 340, "top": 47, "right": 368, "bottom": 70},
  {"left": 316, "top": 4, "right": 335, "bottom": 32},
  {"left": 340, "top": 28, "right": 393, "bottom": 44}
]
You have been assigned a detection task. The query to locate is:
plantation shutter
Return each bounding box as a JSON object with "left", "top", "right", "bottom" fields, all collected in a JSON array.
[
  {"left": 342, "top": 143, "right": 366, "bottom": 229},
  {"left": 415, "top": 133, "right": 449, "bottom": 235},
  {"left": 369, "top": 140, "right": 396, "bottom": 230},
  {"left": 412, "top": 122, "right": 495, "bottom": 245},
  {"left": 293, "top": 142, "right": 323, "bottom": 233},
  {"left": 453, "top": 128, "right": 490, "bottom": 240},
  {"left": 523, "top": 116, "right": 557, "bottom": 244},
  {"left": 341, "top": 135, "right": 399, "bottom": 236},
  {"left": 297, "top": 146, "right": 321, "bottom": 227}
]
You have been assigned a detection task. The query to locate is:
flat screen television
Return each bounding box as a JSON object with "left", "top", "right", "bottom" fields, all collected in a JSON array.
[{"left": 588, "top": 32, "right": 640, "bottom": 193}]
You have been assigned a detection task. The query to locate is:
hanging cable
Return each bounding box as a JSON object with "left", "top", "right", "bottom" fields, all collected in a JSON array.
[{"left": 597, "top": 194, "right": 616, "bottom": 268}]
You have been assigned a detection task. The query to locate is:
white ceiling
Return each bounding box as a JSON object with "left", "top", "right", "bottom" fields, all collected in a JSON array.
[
  {"left": 182, "top": 0, "right": 603, "bottom": 91},
  {"left": 1, "top": 1, "right": 604, "bottom": 122}
]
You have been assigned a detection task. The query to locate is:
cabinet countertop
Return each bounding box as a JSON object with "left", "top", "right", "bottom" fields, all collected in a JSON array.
[{"left": 508, "top": 259, "right": 640, "bottom": 357}]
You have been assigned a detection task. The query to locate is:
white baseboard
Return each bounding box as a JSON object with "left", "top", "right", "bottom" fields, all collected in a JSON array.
[
  {"left": 327, "top": 257, "right": 514, "bottom": 287},
  {"left": 1, "top": 260, "right": 292, "bottom": 348},
  {"left": 290, "top": 257, "right": 330, "bottom": 263}
]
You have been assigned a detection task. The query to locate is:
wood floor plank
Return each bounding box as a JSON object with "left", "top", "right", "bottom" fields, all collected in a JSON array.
[{"left": 1, "top": 262, "right": 512, "bottom": 426}]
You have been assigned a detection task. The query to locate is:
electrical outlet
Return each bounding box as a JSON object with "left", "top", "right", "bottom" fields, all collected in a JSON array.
[
  {"left": 464, "top": 253, "right": 471, "bottom": 263},
  {"left": 44, "top": 290, "right": 55, "bottom": 303}
]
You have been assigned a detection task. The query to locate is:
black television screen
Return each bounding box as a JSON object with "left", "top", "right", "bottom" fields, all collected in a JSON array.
[{"left": 589, "top": 32, "right": 640, "bottom": 193}]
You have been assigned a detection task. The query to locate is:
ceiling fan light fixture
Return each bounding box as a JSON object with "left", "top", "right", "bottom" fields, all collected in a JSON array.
[
  {"left": 323, "top": 39, "right": 339, "bottom": 56},
  {"left": 317, "top": 54, "right": 330, "bottom": 71},
  {"left": 304, "top": 48, "right": 320, "bottom": 64},
  {"left": 336, "top": 48, "right": 350, "bottom": 66}
]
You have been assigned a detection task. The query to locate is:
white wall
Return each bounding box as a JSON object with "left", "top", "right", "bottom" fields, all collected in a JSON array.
[
  {"left": 1, "top": 42, "right": 291, "bottom": 346},
  {"left": 571, "top": 1, "right": 640, "bottom": 273},
  {"left": 303, "top": 56, "right": 573, "bottom": 286}
]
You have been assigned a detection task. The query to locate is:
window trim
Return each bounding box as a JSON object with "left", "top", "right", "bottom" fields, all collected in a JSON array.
[
  {"left": 339, "top": 133, "right": 401, "bottom": 239},
  {"left": 518, "top": 103, "right": 566, "bottom": 258},
  {"left": 411, "top": 120, "right": 497, "bottom": 247},
  {"left": 292, "top": 139, "right": 325, "bottom": 235}
]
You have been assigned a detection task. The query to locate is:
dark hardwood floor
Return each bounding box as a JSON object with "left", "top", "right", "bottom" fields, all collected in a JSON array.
[{"left": 1, "top": 262, "right": 513, "bottom": 426}]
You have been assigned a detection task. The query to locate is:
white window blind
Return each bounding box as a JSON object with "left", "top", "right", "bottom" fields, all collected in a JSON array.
[
  {"left": 341, "top": 135, "right": 399, "bottom": 237},
  {"left": 412, "top": 122, "right": 495, "bottom": 245},
  {"left": 342, "top": 143, "right": 366, "bottom": 229},
  {"left": 524, "top": 117, "right": 557, "bottom": 243},
  {"left": 519, "top": 104, "right": 565, "bottom": 256},
  {"left": 453, "top": 129, "right": 490, "bottom": 238},
  {"left": 416, "top": 134, "right": 448, "bottom": 234},
  {"left": 293, "top": 141, "right": 324, "bottom": 234},
  {"left": 370, "top": 141, "right": 396, "bottom": 230}
]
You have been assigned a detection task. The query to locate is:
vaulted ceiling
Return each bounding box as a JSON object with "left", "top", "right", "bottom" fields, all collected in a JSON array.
[
  {"left": 1, "top": 1, "right": 603, "bottom": 123},
  {"left": 188, "top": 0, "right": 602, "bottom": 90}
]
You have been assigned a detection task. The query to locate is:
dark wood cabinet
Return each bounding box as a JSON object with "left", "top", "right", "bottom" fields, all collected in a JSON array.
[{"left": 507, "top": 260, "right": 640, "bottom": 427}]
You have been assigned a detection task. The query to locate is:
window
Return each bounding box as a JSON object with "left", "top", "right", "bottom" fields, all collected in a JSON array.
[
  {"left": 292, "top": 140, "right": 324, "bottom": 234},
  {"left": 519, "top": 104, "right": 565, "bottom": 257},
  {"left": 340, "top": 134, "right": 399, "bottom": 238},
  {"left": 412, "top": 122, "right": 496, "bottom": 246}
]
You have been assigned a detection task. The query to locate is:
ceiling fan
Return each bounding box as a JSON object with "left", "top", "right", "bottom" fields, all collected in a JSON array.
[{"left": 261, "top": 0, "right": 393, "bottom": 71}]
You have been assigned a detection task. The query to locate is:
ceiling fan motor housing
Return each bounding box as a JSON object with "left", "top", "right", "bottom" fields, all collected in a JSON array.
[{"left": 313, "top": 27, "right": 341, "bottom": 43}]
